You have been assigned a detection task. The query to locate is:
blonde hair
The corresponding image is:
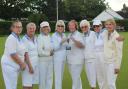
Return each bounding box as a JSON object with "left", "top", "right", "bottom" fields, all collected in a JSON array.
[
  {"left": 105, "top": 19, "right": 116, "bottom": 27},
  {"left": 55, "top": 20, "right": 65, "bottom": 32},
  {"left": 26, "top": 22, "right": 36, "bottom": 30},
  {"left": 68, "top": 20, "right": 79, "bottom": 30}
]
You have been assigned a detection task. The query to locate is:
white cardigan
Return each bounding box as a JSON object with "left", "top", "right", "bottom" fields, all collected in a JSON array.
[
  {"left": 37, "top": 34, "right": 53, "bottom": 62},
  {"left": 104, "top": 30, "right": 123, "bottom": 69},
  {"left": 51, "top": 32, "right": 67, "bottom": 62}
]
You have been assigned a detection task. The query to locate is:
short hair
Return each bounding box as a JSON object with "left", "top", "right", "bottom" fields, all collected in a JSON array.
[
  {"left": 80, "top": 19, "right": 90, "bottom": 28},
  {"left": 10, "top": 20, "right": 22, "bottom": 31},
  {"left": 26, "top": 22, "right": 36, "bottom": 30},
  {"left": 105, "top": 19, "right": 116, "bottom": 27},
  {"left": 68, "top": 20, "right": 79, "bottom": 29}
]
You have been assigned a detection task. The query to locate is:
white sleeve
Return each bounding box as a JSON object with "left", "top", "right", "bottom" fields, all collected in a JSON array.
[
  {"left": 114, "top": 37, "right": 123, "bottom": 69},
  {"left": 51, "top": 34, "right": 61, "bottom": 51},
  {"left": 77, "top": 33, "right": 84, "bottom": 45},
  {"left": 37, "top": 35, "right": 50, "bottom": 57},
  {"left": 92, "top": 32, "right": 96, "bottom": 44},
  {"left": 21, "top": 37, "right": 29, "bottom": 52},
  {"left": 6, "top": 36, "right": 17, "bottom": 55}
]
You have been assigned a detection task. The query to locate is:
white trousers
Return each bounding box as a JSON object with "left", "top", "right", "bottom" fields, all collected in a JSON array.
[
  {"left": 54, "top": 60, "right": 65, "bottom": 89},
  {"left": 95, "top": 52, "right": 107, "bottom": 89},
  {"left": 1, "top": 63, "right": 20, "bottom": 89},
  {"left": 68, "top": 64, "right": 83, "bottom": 89},
  {"left": 85, "top": 61, "right": 96, "bottom": 88},
  {"left": 39, "top": 60, "right": 53, "bottom": 89},
  {"left": 105, "top": 63, "right": 117, "bottom": 89}
]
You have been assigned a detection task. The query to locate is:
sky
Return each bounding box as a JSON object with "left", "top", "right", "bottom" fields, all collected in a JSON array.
[{"left": 105, "top": 0, "right": 128, "bottom": 11}]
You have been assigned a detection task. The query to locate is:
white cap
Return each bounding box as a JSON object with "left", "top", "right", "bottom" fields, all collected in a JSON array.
[
  {"left": 40, "top": 21, "right": 49, "bottom": 28},
  {"left": 80, "top": 19, "right": 90, "bottom": 28},
  {"left": 93, "top": 20, "right": 102, "bottom": 25}
]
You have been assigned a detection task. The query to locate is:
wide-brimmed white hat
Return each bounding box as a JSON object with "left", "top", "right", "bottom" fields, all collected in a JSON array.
[
  {"left": 40, "top": 21, "right": 49, "bottom": 28},
  {"left": 93, "top": 20, "right": 102, "bottom": 25}
]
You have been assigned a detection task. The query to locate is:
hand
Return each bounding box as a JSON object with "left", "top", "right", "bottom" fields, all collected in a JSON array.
[
  {"left": 70, "top": 37, "right": 75, "bottom": 42},
  {"left": 61, "top": 38, "right": 67, "bottom": 45},
  {"left": 114, "top": 68, "right": 120, "bottom": 74},
  {"left": 75, "top": 42, "right": 84, "bottom": 48},
  {"left": 116, "top": 36, "right": 124, "bottom": 41},
  {"left": 20, "top": 62, "right": 26, "bottom": 70},
  {"left": 29, "top": 66, "right": 34, "bottom": 74},
  {"left": 70, "top": 37, "right": 84, "bottom": 48},
  {"left": 50, "top": 50, "right": 54, "bottom": 56}
]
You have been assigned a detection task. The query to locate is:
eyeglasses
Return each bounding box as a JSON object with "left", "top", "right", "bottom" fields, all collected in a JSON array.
[
  {"left": 13, "top": 25, "right": 22, "bottom": 29},
  {"left": 93, "top": 25, "right": 100, "bottom": 28},
  {"left": 57, "top": 25, "right": 64, "bottom": 27},
  {"left": 81, "top": 26, "right": 88, "bottom": 29}
]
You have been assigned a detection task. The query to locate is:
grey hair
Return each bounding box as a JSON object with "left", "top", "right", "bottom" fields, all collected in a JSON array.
[
  {"left": 26, "top": 22, "right": 36, "bottom": 30},
  {"left": 80, "top": 20, "right": 90, "bottom": 28}
]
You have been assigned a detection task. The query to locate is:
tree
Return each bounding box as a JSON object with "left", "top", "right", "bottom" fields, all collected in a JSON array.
[
  {"left": 117, "top": 4, "right": 128, "bottom": 19},
  {"left": 0, "top": 0, "right": 108, "bottom": 21},
  {"left": 0, "top": 0, "right": 32, "bottom": 19},
  {"left": 64, "top": 0, "right": 107, "bottom": 21},
  {"left": 83, "top": 0, "right": 106, "bottom": 19}
]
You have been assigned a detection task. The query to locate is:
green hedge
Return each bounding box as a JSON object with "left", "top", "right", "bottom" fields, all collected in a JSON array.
[
  {"left": 0, "top": 19, "right": 128, "bottom": 35},
  {"left": 0, "top": 21, "right": 28, "bottom": 35},
  {"left": 115, "top": 19, "right": 128, "bottom": 31},
  {"left": 0, "top": 21, "right": 69, "bottom": 35}
]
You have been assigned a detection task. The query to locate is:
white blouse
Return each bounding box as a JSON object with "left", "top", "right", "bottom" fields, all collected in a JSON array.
[
  {"left": 83, "top": 30, "right": 96, "bottom": 62},
  {"left": 1, "top": 32, "right": 27, "bottom": 69},
  {"left": 22, "top": 35, "right": 38, "bottom": 65}
]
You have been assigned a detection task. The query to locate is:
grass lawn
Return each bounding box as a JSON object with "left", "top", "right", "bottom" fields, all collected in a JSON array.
[{"left": 0, "top": 32, "right": 128, "bottom": 89}]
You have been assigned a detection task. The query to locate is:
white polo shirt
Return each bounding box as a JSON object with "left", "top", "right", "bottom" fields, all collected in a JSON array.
[
  {"left": 67, "top": 31, "right": 84, "bottom": 64},
  {"left": 22, "top": 35, "right": 38, "bottom": 65},
  {"left": 1, "top": 32, "right": 27, "bottom": 69},
  {"left": 94, "top": 29, "right": 105, "bottom": 52},
  {"left": 83, "top": 30, "right": 96, "bottom": 62}
]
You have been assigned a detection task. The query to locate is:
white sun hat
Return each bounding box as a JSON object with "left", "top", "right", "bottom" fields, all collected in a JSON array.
[
  {"left": 40, "top": 21, "right": 50, "bottom": 28},
  {"left": 93, "top": 20, "right": 102, "bottom": 25}
]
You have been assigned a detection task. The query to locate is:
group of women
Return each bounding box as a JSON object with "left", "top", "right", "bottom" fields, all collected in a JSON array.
[{"left": 1, "top": 19, "right": 123, "bottom": 89}]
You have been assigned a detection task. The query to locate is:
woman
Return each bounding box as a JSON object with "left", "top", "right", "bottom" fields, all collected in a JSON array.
[
  {"left": 1, "top": 20, "right": 27, "bottom": 89},
  {"left": 80, "top": 20, "right": 96, "bottom": 89},
  {"left": 104, "top": 19, "right": 123, "bottom": 89},
  {"left": 37, "top": 21, "right": 53, "bottom": 89},
  {"left": 93, "top": 20, "right": 107, "bottom": 89},
  {"left": 51, "top": 20, "right": 67, "bottom": 89},
  {"left": 67, "top": 20, "right": 85, "bottom": 89},
  {"left": 22, "top": 22, "right": 39, "bottom": 89}
]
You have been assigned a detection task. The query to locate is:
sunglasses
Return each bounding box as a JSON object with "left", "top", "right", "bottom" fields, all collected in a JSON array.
[
  {"left": 93, "top": 25, "right": 100, "bottom": 28},
  {"left": 13, "top": 25, "right": 22, "bottom": 29},
  {"left": 57, "top": 25, "right": 64, "bottom": 27}
]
